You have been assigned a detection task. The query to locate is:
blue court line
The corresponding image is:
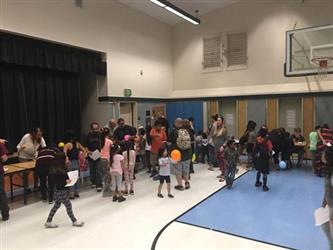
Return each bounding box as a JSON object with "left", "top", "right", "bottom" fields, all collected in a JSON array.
[{"left": 177, "top": 169, "right": 327, "bottom": 250}]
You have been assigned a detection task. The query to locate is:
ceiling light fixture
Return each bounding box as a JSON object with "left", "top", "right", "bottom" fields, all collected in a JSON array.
[{"left": 150, "top": 0, "right": 200, "bottom": 25}]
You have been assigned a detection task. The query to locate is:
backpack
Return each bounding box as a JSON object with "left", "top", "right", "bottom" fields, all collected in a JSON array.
[
  {"left": 253, "top": 140, "right": 270, "bottom": 164},
  {"left": 176, "top": 129, "right": 192, "bottom": 150}
]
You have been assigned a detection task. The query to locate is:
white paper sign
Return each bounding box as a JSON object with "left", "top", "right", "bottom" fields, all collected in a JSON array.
[
  {"left": 286, "top": 109, "right": 296, "bottom": 128},
  {"left": 65, "top": 170, "right": 79, "bottom": 187},
  {"left": 315, "top": 206, "right": 329, "bottom": 226},
  {"left": 89, "top": 150, "right": 101, "bottom": 161},
  {"left": 225, "top": 114, "right": 234, "bottom": 125}
]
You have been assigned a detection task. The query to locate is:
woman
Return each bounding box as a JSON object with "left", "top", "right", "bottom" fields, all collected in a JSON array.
[
  {"left": 17, "top": 127, "right": 46, "bottom": 162},
  {"left": 211, "top": 117, "right": 228, "bottom": 172},
  {"left": 316, "top": 124, "right": 333, "bottom": 177},
  {"left": 63, "top": 130, "right": 87, "bottom": 199},
  {"left": 291, "top": 127, "right": 306, "bottom": 168},
  {"left": 100, "top": 127, "right": 113, "bottom": 197},
  {"left": 321, "top": 145, "right": 333, "bottom": 249}
]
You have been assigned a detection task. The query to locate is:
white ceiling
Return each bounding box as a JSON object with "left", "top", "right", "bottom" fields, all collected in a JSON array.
[{"left": 118, "top": 0, "right": 239, "bottom": 25}]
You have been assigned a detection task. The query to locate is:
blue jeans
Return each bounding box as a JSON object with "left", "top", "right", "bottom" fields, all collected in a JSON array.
[
  {"left": 69, "top": 160, "right": 80, "bottom": 194},
  {"left": 88, "top": 158, "right": 103, "bottom": 188},
  {"left": 225, "top": 164, "right": 236, "bottom": 187}
]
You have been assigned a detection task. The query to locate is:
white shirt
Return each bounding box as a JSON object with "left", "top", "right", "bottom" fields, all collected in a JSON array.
[
  {"left": 17, "top": 133, "right": 46, "bottom": 160},
  {"left": 159, "top": 157, "right": 171, "bottom": 176}
]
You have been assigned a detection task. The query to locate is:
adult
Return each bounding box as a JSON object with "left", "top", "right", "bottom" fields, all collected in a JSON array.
[
  {"left": 309, "top": 126, "right": 321, "bottom": 173},
  {"left": 269, "top": 128, "right": 284, "bottom": 169},
  {"left": 315, "top": 124, "right": 333, "bottom": 177},
  {"left": 0, "top": 141, "right": 9, "bottom": 221},
  {"left": 150, "top": 120, "right": 167, "bottom": 177},
  {"left": 254, "top": 128, "right": 273, "bottom": 192},
  {"left": 156, "top": 116, "right": 170, "bottom": 138},
  {"left": 104, "top": 119, "right": 117, "bottom": 139},
  {"left": 321, "top": 146, "right": 333, "bottom": 249},
  {"left": 211, "top": 116, "right": 228, "bottom": 171},
  {"left": 170, "top": 118, "right": 193, "bottom": 191},
  {"left": 17, "top": 127, "right": 46, "bottom": 162},
  {"left": 85, "top": 122, "right": 103, "bottom": 191},
  {"left": 36, "top": 144, "right": 60, "bottom": 203},
  {"left": 113, "top": 118, "right": 136, "bottom": 149},
  {"left": 63, "top": 130, "right": 87, "bottom": 199},
  {"left": 291, "top": 127, "right": 306, "bottom": 168},
  {"left": 207, "top": 114, "right": 218, "bottom": 168},
  {"left": 240, "top": 120, "right": 257, "bottom": 169}
]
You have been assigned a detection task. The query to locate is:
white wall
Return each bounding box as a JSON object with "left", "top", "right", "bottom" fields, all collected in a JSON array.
[
  {"left": 1, "top": 0, "right": 173, "bottom": 98},
  {"left": 171, "top": 1, "right": 333, "bottom": 98}
]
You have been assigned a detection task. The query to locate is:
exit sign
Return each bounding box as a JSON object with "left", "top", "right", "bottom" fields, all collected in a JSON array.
[{"left": 124, "top": 89, "right": 132, "bottom": 97}]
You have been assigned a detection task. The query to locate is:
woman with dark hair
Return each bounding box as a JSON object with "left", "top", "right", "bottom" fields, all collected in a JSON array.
[
  {"left": 63, "top": 130, "right": 87, "bottom": 199},
  {"left": 315, "top": 124, "right": 333, "bottom": 177},
  {"left": 291, "top": 127, "right": 306, "bottom": 168},
  {"left": 17, "top": 127, "right": 46, "bottom": 162},
  {"left": 254, "top": 128, "right": 272, "bottom": 192},
  {"left": 211, "top": 117, "right": 228, "bottom": 172}
]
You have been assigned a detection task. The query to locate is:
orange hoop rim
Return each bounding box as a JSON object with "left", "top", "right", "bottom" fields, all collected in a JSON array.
[{"left": 311, "top": 56, "right": 333, "bottom": 66}]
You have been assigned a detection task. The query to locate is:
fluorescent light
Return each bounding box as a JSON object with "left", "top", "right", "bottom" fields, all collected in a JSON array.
[
  {"left": 150, "top": 0, "right": 200, "bottom": 25},
  {"left": 150, "top": 0, "right": 166, "bottom": 8},
  {"left": 165, "top": 6, "right": 199, "bottom": 25}
]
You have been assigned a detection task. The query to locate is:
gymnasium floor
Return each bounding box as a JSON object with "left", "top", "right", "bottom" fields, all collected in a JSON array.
[{"left": 1, "top": 164, "right": 327, "bottom": 250}]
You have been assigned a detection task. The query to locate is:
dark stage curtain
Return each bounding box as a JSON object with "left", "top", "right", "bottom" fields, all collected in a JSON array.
[{"left": 0, "top": 63, "right": 82, "bottom": 151}]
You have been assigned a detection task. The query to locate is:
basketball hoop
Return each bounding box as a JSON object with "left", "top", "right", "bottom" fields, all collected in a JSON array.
[{"left": 311, "top": 56, "right": 333, "bottom": 78}]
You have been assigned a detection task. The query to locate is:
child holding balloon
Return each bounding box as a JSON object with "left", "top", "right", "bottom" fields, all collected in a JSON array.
[{"left": 157, "top": 146, "right": 177, "bottom": 198}]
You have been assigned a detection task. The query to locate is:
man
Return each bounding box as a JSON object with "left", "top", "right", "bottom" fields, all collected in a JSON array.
[
  {"left": 113, "top": 118, "right": 136, "bottom": 147},
  {"left": 150, "top": 120, "right": 167, "bottom": 177},
  {"left": 0, "top": 141, "right": 9, "bottom": 221},
  {"left": 104, "top": 119, "right": 117, "bottom": 139},
  {"left": 86, "top": 122, "right": 103, "bottom": 192}
]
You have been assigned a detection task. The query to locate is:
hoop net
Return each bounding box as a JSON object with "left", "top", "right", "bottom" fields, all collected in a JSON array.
[{"left": 311, "top": 56, "right": 333, "bottom": 78}]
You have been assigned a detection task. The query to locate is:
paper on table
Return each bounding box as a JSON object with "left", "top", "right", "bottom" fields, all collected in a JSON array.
[
  {"left": 89, "top": 150, "right": 101, "bottom": 161},
  {"left": 65, "top": 170, "right": 79, "bottom": 187},
  {"left": 315, "top": 206, "right": 329, "bottom": 226}
]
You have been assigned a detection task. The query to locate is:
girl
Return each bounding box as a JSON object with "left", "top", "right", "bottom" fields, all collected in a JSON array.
[
  {"left": 145, "top": 125, "right": 152, "bottom": 173},
  {"left": 254, "top": 128, "right": 273, "bottom": 192},
  {"left": 122, "top": 141, "right": 136, "bottom": 195},
  {"left": 110, "top": 144, "right": 126, "bottom": 202},
  {"left": 63, "top": 130, "right": 87, "bottom": 199},
  {"left": 157, "top": 146, "right": 174, "bottom": 198},
  {"left": 100, "top": 127, "right": 113, "bottom": 197},
  {"left": 223, "top": 140, "right": 239, "bottom": 189},
  {"left": 321, "top": 145, "right": 333, "bottom": 249},
  {"left": 45, "top": 152, "right": 84, "bottom": 228}
]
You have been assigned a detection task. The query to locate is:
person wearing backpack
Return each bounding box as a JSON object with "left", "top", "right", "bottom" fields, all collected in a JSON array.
[
  {"left": 254, "top": 128, "right": 273, "bottom": 192},
  {"left": 170, "top": 118, "right": 193, "bottom": 191}
]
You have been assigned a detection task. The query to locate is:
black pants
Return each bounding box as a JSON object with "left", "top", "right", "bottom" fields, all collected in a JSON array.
[
  {"left": 0, "top": 173, "right": 9, "bottom": 219},
  {"left": 36, "top": 165, "right": 55, "bottom": 201},
  {"left": 201, "top": 146, "right": 209, "bottom": 163},
  {"left": 88, "top": 158, "right": 102, "bottom": 188}
]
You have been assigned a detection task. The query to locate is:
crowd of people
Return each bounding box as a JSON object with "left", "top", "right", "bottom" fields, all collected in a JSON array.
[{"left": 1, "top": 115, "right": 333, "bottom": 236}]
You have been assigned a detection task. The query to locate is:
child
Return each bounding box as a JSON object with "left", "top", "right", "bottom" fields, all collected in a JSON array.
[
  {"left": 217, "top": 145, "right": 225, "bottom": 182},
  {"left": 201, "top": 132, "right": 209, "bottom": 164},
  {"left": 110, "top": 144, "right": 126, "bottom": 202},
  {"left": 122, "top": 141, "right": 136, "bottom": 195},
  {"left": 223, "top": 140, "right": 239, "bottom": 189},
  {"left": 157, "top": 147, "right": 174, "bottom": 198},
  {"left": 100, "top": 128, "right": 113, "bottom": 197},
  {"left": 45, "top": 152, "right": 84, "bottom": 228},
  {"left": 195, "top": 131, "right": 203, "bottom": 163}
]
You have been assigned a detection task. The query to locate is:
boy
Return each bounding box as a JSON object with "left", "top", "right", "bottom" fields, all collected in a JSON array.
[{"left": 223, "top": 140, "right": 239, "bottom": 189}]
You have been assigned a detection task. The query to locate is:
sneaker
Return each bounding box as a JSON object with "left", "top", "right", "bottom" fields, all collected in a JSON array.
[
  {"left": 96, "top": 187, "right": 102, "bottom": 192},
  {"left": 72, "top": 221, "right": 84, "bottom": 227},
  {"left": 129, "top": 190, "right": 134, "bottom": 195},
  {"left": 41, "top": 199, "right": 47, "bottom": 203},
  {"left": 185, "top": 182, "right": 190, "bottom": 190},
  {"left": 227, "top": 185, "right": 232, "bottom": 190},
  {"left": 157, "top": 193, "right": 164, "bottom": 198},
  {"left": 69, "top": 196, "right": 75, "bottom": 200},
  {"left": 168, "top": 194, "right": 174, "bottom": 198},
  {"left": 118, "top": 196, "right": 126, "bottom": 203},
  {"left": 263, "top": 186, "right": 269, "bottom": 192},
  {"left": 255, "top": 181, "right": 262, "bottom": 187},
  {"left": 91, "top": 184, "right": 96, "bottom": 189},
  {"left": 48, "top": 200, "right": 54, "bottom": 204},
  {"left": 45, "top": 222, "right": 58, "bottom": 228},
  {"left": 174, "top": 185, "right": 184, "bottom": 191},
  {"left": 208, "top": 167, "right": 214, "bottom": 171},
  {"left": 123, "top": 191, "right": 129, "bottom": 196},
  {"left": 2, "top": 216, "right": 9, "bottom": 221},
  {"left": 219, "top": 178, "right": 225, "bottom": 182},
  {"left": 74, "top": 193, "right": 80, "bottom": 198},
  {"left": 216, "top": 174, "right": 222, "bottom": 178},
  {"left": 112, "top": 196, "right": 118, "bottom": 202}
]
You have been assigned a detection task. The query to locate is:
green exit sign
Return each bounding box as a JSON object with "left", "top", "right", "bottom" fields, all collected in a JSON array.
[{"left": 124, "top": 89, "right": 132, "bottom": 97}]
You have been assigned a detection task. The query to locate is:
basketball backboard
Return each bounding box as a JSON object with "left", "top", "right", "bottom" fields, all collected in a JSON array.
[{"left": 285, "top": 24, "right": 333, "bottom": 77}]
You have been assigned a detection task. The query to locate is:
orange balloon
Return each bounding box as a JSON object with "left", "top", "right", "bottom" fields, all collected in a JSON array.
[{"left": 171, "top": 149, "right": 181, "bottom": 161}]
